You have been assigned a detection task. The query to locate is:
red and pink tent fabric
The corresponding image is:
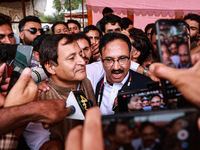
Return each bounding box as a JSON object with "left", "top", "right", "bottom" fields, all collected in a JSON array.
[{"left": 85, "top": 0, "right": 200, "bottom": 31}]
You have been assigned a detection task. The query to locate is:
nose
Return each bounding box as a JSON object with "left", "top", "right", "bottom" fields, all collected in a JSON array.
[
  {"left": 81, "top": 50, "right": 86, "bottom": 57},
  {"left": 112, "top": 60, "right": 120, "bottom": 70},
  {"left": 36, "top": 30, "right": 41, "bottom": 36},
  {"left": 77, "top": 54, "right": 86, "bottom": 65},
  {"left": 91, "top": 38, "right": 95, "bottom": 44}
]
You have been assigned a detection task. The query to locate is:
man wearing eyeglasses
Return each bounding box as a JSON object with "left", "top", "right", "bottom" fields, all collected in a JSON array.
[
  {"left": 18, "top": 16, "right": 44, "bottom": 68},
  {"left": 87, "top": 33, "right": 153, "bottom": 115},
  {"left": 19, "top": 16, "right": 44, "bottom": 46}
]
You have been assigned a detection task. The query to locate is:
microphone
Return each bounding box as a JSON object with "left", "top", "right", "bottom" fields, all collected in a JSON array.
[
  {"left": 68, "top": 105, "right": 76, "bottom": 115},
  {"left": 66, "top": 91, "right": 93, "bottom": 120}
]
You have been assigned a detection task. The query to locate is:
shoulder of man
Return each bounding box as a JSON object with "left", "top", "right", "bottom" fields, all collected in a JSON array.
[
  {"left": 129, "top": 70, "right": 154, "bottom": 89},
  {"left": 81, "top": 78, "right": 96, "bottom": 106},
  {"left": 40, "top": 80, "right": 64, "bottom": 100}
]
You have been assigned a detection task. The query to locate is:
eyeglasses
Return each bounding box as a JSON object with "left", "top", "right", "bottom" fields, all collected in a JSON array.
[
  {"left": 102, "top": 56, "right": 130, "bottom": 66},
  {"left": 22, "top": 28, "right": 44, "bottom": 34}
]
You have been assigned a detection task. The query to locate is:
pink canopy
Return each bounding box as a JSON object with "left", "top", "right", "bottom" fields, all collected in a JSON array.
[{"left": 85, "top": 0, "right": 200, "bottom": 31}]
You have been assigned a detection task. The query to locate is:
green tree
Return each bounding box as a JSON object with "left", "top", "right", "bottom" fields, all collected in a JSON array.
[
  {"left": 35, "top": 11, "right": 64, "bottom": 22},
  {"left": 53, "top": 0, "right": 83, "bottom": 12}
]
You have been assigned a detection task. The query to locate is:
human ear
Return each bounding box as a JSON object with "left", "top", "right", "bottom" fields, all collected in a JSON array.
[{"left": 44, "top": 62, "right": 56, "bottom": 75}]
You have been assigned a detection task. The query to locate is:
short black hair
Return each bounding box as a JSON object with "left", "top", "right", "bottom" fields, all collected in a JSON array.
[
  {"left": 18, "top": 16, "right": 41, "bottom": 32},
  {"left": 107, "top": 121, "right": 129, "bottom": 136},
  {"left": 0, "top": 13, "right": 12, "bottom": 28},
  {"left": 66, "top": 19, "right": 81, "bottom": 29},
  {"left": 33, "top": 34, "right": 50, "bottom": 52},
  {"left": 51, "top": 21, "right": 67, "bottom": 34},
  {"left": 184, "top": 13, "right": 200, "bottom": 32},
  {"left": 74, "top": 32, "right": 91, "bottom": 47},
  {"left": 100, "top": 14, "right": 121, "bottom": 33},
  {"left": 140, "top": 121, "right": 157, "bottom": 133},
  {"left": 39, "top": 34, "right": 75, "bottom": 77},
  {"left": 144, "top": 23, "right": 155, "bottom": 35},
  {"left": 129, "top": 27, "right": 152, "bottom": 65},
  {"left": 99, "top": 33, "right": 131, "bottom": 56},
  {"left": 102, "top": 7, "right": 113, "bottom": 16},
  {"left": 83, "top": 25, "right": 102, "bottom": 37},
  {"left": 121, "top": 17, "right": 133, "bottom": 30}
]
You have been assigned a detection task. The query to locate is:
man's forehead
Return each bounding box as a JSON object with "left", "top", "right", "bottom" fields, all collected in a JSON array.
[
  {"left": 68, "top": 23, "right": 78, "bottom": 27},
  {"left": 185, "top": 19, "right": 199, "bottom": 27},
  {"left": 24, "top": 21, "right": 41, "bottom": 28},
  {"left": 86, "top": 30, "right": 100, "bottom": 36},
  {"left": 58, "top": 38, "right": 78, "bottom": 51},
  {"left": 0, "top": 24, "right": 13, "bottom": 33},
  {"left": 105, "top": 22, "right": 120, "bottom": 28},
  {"left": 103, "top": 39, "right": 128, "bottom": 49}
]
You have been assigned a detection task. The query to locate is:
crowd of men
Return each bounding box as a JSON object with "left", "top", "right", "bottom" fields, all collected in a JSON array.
[{"left": 0, "top": 6, "right": 200, "bottom": 150}]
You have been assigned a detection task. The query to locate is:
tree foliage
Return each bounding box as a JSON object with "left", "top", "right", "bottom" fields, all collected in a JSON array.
[
  {"left": 35, "top": 0, "right": 84, "bottom": 22},
  {"left": 35, "top": 11, "right": 64, "bottom": 22},
  {"left": 53, "top": 0, "right": 83, "bottom": 12}
]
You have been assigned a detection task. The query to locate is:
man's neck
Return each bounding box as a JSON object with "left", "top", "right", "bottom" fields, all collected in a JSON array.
[{"left": 50, "top": 76, "right": 79, "bottom": 90}]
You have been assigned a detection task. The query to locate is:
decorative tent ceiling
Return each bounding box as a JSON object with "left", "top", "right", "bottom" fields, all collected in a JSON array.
[{"left": 86, "top": 0, "right": 200, "bottom": 17}]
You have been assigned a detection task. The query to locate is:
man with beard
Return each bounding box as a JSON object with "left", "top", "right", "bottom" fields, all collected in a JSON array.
[
  {"left": 74, "top": 33, "right": 93, "bottom": 64},
  {"left": 177, "top": 42, "right": 191, "bottom": 68},
  {"left": 84, "top": 25, "right": 102, "bottom": 61},
  {"left": 184, "top": 13, "right": 200, "bottom": 49},
  {"left": 150, "top": 95, "right": 161, "bottom": 110},
  {"left": 18, "top": 16, "right": 44, "bottom": 68}
]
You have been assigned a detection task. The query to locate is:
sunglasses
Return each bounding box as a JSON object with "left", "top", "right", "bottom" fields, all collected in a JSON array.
[{"left": 22, "top": 28, "right": 44, "bottom": 34}]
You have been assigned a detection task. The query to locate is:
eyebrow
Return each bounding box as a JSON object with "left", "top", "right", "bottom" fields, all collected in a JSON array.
[{"left": 83, "top": 46, "right": 90, "bottom": 50}]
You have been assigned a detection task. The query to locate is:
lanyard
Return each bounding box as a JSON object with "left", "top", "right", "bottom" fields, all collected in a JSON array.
[{"left": 97, "top": 71, "right": 132, "bottom": 110}]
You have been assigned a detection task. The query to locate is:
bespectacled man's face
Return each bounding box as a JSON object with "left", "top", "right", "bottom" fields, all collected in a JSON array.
[{"left": 101, "top": 39, "right": 130, "bottom": 84}]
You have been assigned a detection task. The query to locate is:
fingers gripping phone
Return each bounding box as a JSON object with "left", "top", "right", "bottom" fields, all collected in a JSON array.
[
  {"left": 7, "top": 45, "right": 33, "bottom": 92},
  {"left": 155, "top": 19, "right": 192, "bottom": 99}
]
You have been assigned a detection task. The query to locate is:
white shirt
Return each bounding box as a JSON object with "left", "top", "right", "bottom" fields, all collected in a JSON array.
[{"left": 100, "top": 72, "right": 129, "bottom": 115}]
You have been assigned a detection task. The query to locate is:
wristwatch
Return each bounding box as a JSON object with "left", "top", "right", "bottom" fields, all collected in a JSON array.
[{"left": 143, "top": 65, "right": 149, "bottom": 76}]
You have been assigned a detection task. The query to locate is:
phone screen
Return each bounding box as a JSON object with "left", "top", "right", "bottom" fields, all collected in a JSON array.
[
  {"left": 155, "top": 19, "right": 191, "bottom": 98},
  {"left": 102, "top": 108, "right": 200, "bottom": 150},
  {"left": 7, "top": 45, "right": 33, "bottom": 92}
]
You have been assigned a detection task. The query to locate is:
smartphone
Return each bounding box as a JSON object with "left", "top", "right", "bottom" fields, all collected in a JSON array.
[
  {"left": 102, "top": 108, "right": 200, "bottom": 150},
  {"left": 155, "top": 19, "right": 191, "bottom": 99},
  {"left": 118, "top": 88, "right": 166, "bottom": 112},
  {"left": 7, "top": 45, "right": 33, "bottom": 92}
]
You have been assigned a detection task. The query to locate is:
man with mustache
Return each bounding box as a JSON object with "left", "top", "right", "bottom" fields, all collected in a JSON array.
[
  {"left": 150, "top": 95, "right": 162, "bottom": 110},
  {"left": 88, "top": 33, "right": 153, "bottom": 115},
  {"left": 178, "top": 42, "right": 191, "bottom": 68}
]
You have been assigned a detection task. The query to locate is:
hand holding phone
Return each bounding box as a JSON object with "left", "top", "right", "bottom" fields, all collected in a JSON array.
[{"left": 7, "top": 45, "right": 33, "bottom": 92}]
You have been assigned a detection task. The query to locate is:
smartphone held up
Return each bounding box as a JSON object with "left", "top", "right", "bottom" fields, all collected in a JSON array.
[{"left": 155, "top": 19, "right": 192, "bottom": 99}]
